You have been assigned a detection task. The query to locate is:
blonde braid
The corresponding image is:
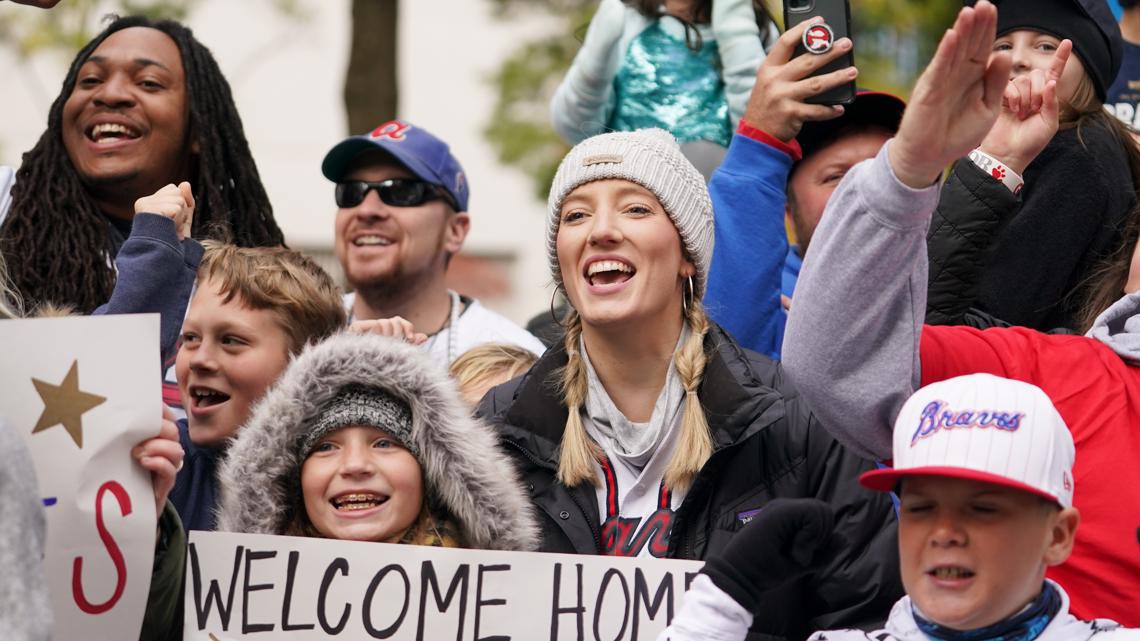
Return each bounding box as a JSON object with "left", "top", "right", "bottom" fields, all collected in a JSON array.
[
  {"left": 665, "top": 300, "right": 713, "bottom": 492},
  {"left": 557, "top": 311, "right": 604, "bottom": 487}
]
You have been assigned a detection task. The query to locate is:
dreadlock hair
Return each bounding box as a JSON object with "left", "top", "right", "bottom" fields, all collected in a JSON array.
[
  {"left": 556, "top": 291, "right": 713, "bottom": 493},
  {"left": 0, "top": 15, "right": 284, "bottom": 314}
]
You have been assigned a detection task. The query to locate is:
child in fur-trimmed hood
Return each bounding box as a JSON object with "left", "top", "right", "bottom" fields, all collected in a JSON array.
[
  {"left": 214, "top": 331, "right": 540, "bottom": 550},
  {"left": 142, "top": 332, "right": 540, "bottom": 639}
]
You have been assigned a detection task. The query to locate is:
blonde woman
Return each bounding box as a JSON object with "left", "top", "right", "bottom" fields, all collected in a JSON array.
[{"left": 480, "top": 129, "right": 900, "bottom": 640}]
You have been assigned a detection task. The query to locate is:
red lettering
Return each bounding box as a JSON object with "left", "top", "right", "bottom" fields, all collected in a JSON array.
[
  {"left": 72, "top": 480, "right": 132, "bottom": 614},
  {"left": 369, "top": 120, "right": 410, "bottom": 141}
]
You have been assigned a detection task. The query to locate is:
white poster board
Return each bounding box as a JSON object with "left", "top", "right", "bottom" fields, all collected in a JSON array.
[
  {"left": 186, "top": 531, "right": 703, "bottom": 640},
  {"left": 0, "top": 314, "right": 160, "bottom": 641}
]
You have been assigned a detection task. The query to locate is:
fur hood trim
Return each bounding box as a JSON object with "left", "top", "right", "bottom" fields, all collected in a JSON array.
[{"left": 215, "top": 332, "right": 540, "bottom": 551}]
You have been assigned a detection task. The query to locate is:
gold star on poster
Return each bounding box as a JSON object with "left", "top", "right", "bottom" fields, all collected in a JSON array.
[{"left": 31, "top": 360, "right": 106, "bottom": 448}]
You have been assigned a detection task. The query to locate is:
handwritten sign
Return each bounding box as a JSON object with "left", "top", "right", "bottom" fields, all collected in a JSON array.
[
  {"left": 185, "top": 531, "right": 703, "bottom": 640},
  {"left": 0, "top": 314, "right": 160, "bottom": 641}
]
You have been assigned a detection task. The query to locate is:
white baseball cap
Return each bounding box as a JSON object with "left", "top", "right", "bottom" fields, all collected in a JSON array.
[{"left": 860, "top": 374, "right": 1075, "bottom": 508}]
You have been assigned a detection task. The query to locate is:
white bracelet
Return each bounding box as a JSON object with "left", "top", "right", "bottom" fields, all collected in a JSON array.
[{"left": 967, "top": 149, "right": 1024, "bottom": 195}]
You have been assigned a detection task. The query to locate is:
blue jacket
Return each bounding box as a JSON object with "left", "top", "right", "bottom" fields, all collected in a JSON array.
[
  {"left": 704, "top": 131, "right": 794, "bottom": 359},
  {"left": 168, "top": 418, "right": 219, "bottom": 532},
  {"left": 93, "top": 212, "right": 202, "bottom": 368}
]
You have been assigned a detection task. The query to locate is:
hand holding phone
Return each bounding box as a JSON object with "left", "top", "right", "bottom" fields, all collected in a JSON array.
[
  {"left": 783, "top": 0, "right": 855, "bottom": 106},
  {"left": 743, "top": 16, "right": 858, "bottom": 142}
]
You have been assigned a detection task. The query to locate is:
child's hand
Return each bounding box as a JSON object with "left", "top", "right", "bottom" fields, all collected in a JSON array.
[
  {"left": 134, "top": 182, "right": 195, "bottom": 241},
  {"left": 743, "top": 17, "right": 855, "bottom": 142},
  {"left": 349, "top": 317, "right": 428, "bottom": 345},
  {"left": 977, "top": 41, "right": 1069, "bottom": 175},
  {"left": 132, "top": 405, "right": 184, "bottom": 519}
]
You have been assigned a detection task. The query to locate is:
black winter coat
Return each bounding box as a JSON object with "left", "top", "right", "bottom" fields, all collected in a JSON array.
[
  {"left": 927, "top": 120, "right": 1135, "bottom": 331},
  {"left": 479, "top": 324, "right": 902, "bottom": 641}
]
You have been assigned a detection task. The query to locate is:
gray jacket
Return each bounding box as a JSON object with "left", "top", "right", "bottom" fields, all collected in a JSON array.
[
  {"left": 782, "top": 143, "right": 939, "bottom": 460},
  {"left": 781, "top": 141, "right": 1140, "bottom": 459},
  {"left": 215, "top": 332, "right": 540, "bottom": 551}
]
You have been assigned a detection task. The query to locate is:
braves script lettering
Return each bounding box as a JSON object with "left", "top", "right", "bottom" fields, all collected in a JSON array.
[{"left": 910, "top": 400, "right": 1024, "bottom": 446}]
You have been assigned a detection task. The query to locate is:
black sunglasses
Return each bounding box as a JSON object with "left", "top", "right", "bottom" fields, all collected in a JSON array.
[{"left": 334, "top": 178, "right": 454, "bottom": 209}]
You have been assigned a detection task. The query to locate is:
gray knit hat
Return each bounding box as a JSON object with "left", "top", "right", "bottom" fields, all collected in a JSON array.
[
  {"left": 546, "top": 129, "right": 714, "bottom": 298},
  {"left": 298, "top": 384, "right": 416, "bottom": 459}
]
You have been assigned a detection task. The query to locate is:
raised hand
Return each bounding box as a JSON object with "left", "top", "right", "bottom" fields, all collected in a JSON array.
[
  {"left": 743, "top": 17, "right": 857, "bottom": 142},
  {"left": 132, "top": 405, "right": 184, "bottom": 518},
  {"left": 978, "top": 40, "right": 1070, "bottom": 175},
  {"left": 349, "top": 316, "right": 428, "bottom": 345},
  {"left": 889, "top": 0, "right": 1013, "bottom": 188},
  {"left": 134, "top": 181, "right": 195, "bottom": 240}
]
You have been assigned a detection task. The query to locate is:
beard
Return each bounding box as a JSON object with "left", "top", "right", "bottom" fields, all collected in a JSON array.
[{"left": 349, "top": 226, "right": 452, "bottom": 307}]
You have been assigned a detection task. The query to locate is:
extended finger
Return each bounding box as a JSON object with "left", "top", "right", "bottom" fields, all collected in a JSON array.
[
  {"left": 1048, "top": 40, "right": 1072, "bottom": 84},
  {"left": 784, "top": 37, "right": 853, "bottom": 81},
  {"left": 158, "top": 417, "right": 179, "bottom": 441},
  {"left": 796, "top": 103, "right": 846, "bottom": 124},
  {"left": 767, "top": 16, "right": 826, "bottom": 66},
  {"left": 136, "top": 438, "right": 183, "bottom": 466},
  {"left": 396, "top": 320, "right": 419, "bottom": 342},
  {"left": 922, "top": 25, "right": 962, "bottom": 87},
  {"left": 947, "top": 6, "right": 976, "bottom": 71},
  {"left": 964, "top": 1, "right": 997, "bottom": 68},
  {"left": 348, "top": 320, "right": 375, "bottom": 334},
  {"left": 138, "top": 455, "right": 178, "bottom": 475},
  {"left": 789, "top": 64, "right": 858, "bottom": 101}
]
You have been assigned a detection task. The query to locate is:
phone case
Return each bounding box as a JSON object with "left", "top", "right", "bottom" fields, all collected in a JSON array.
[{"left": 783, "top": 0, "right": 856, "bottom": 106}]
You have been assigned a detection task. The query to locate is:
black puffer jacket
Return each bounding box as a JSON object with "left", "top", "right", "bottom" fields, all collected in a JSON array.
[
  {"left": 927, "top": 120, "right": 1135, "bottom": 331},
  {"left": 479, "top": 324, "right": 902, "bottom": 641}
]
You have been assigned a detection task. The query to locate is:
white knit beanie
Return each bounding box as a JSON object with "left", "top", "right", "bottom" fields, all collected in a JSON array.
[{"left": 546, "top": 129, "right": 714, "bottom": 298}]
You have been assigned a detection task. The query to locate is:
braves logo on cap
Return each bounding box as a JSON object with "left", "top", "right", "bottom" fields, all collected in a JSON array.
[
  {"left": 910, "top": 400, "right": 1024, "bottom": 446},
  {"left": 803, "top": 23, "right": 835, "bottom": 54},
  {"left": 370, "top": 120, "right": 411, "bottom": 142}
]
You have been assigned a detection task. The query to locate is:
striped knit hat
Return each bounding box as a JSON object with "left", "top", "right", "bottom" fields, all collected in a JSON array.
[{"left": 546, "top": 129, "right": 714, "bottom": 298}]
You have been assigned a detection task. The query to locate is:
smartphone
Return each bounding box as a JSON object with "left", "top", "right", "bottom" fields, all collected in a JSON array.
[{"left": 783, "top": 0, "right": 856, "bottom": 106}]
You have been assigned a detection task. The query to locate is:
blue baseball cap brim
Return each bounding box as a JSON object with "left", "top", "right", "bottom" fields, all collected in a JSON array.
[{"left": 321, "top": 122, "right": 469, "bottom": 212}]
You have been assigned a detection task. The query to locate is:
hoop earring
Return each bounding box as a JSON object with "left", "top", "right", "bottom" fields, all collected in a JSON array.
[
  {"left": 682, "top": 275, "right": 695, "bottom": 316},
  {"left": 551, "top": 286, "right": 569, "bottom": 327}
]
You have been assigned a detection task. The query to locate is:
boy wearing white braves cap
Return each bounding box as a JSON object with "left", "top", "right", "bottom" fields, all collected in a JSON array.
[{"left": 657, "top": 374, "right": 1138, "bottom": 641}]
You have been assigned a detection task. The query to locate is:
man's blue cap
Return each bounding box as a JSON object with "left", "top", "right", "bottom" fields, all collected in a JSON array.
[{"left": 321, "top": 120, "right": 469, "bottom": 212}]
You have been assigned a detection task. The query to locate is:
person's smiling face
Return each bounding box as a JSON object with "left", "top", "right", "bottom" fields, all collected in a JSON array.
[
  {"left": 175, "top": 278, "right": 292, "bottom": 449},
  {"left": 992, "top": 29, "right": 1087, "bottom": 107},
  {"left": 333, "top": 151, "right": 468, "bottom": 296},
  {"left": 62, "top": 27, "right": 194, "bottom": 207},
  {"left": 301, "top": 425, "right": 424, "bottom": 543},
  {"left": 555, "top": 179, "right": 693, "bottom": 329}
]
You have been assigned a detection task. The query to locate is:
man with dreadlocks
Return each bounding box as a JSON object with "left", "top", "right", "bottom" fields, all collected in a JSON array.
[{"left": 0, "top": 16, "right": 284, "bottom": 362}]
